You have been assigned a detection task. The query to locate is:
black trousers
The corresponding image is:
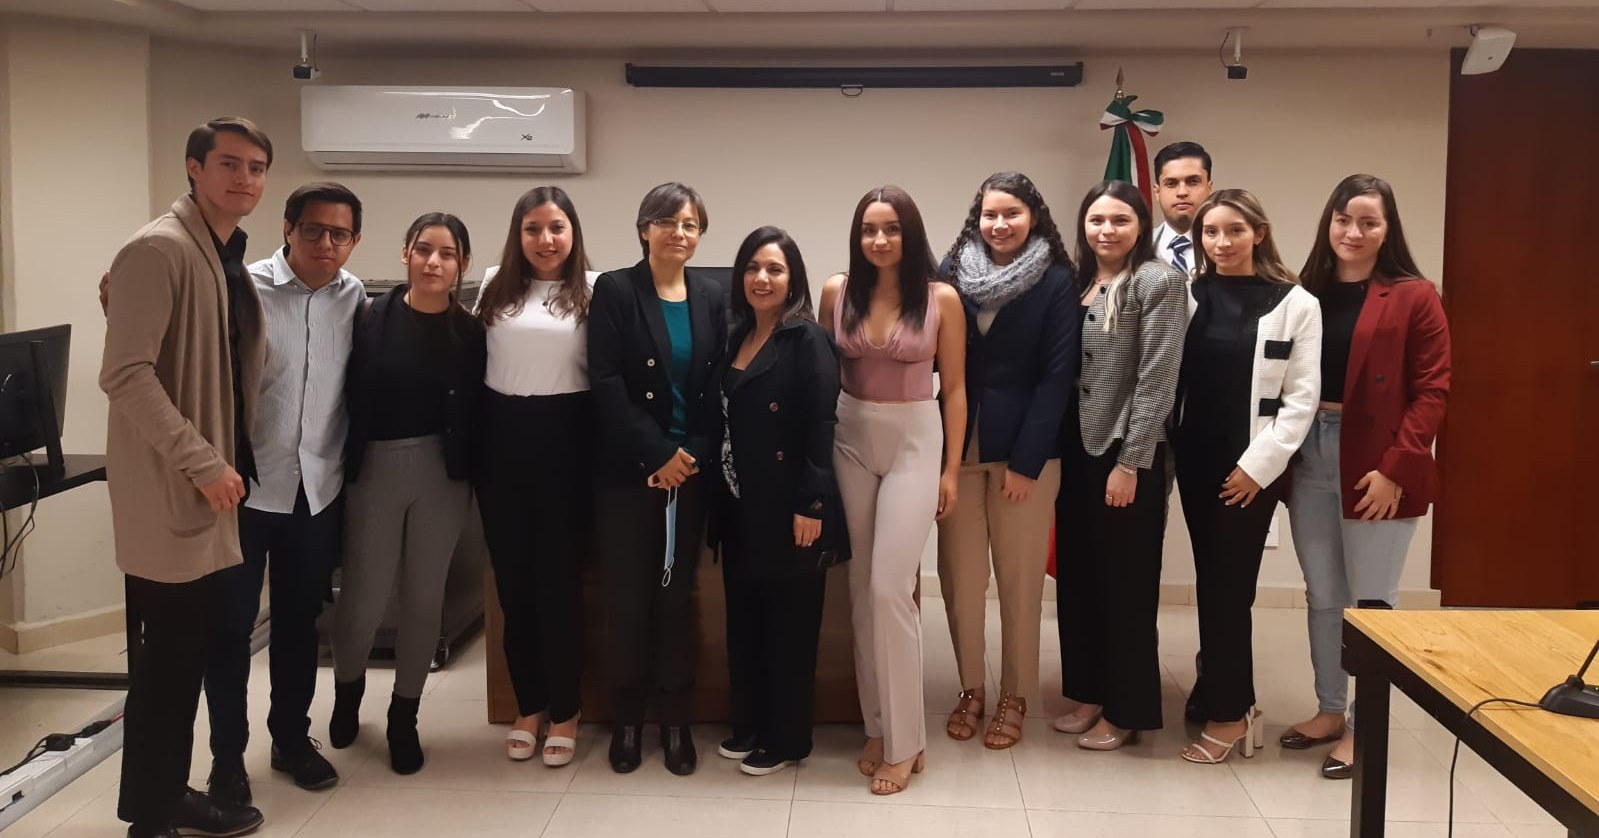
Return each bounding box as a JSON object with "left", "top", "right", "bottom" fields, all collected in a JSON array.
[
  {"left": 723, "top": 559, "right": 826, "bottom": 760},
  {"left": 120, "top": 571, "right": 227, "bottom": 829},
  {"left": 1177, "top": 448, "right": 1285, "bottom": 723},
  {"left": 478, "top": 390, "right": 592, "bottom": 723},
  {"left": 1056, "top": 442, "right": 1167, "bottom": 731},
  {"left": 596, "top": 474, "right": 706, "bottom": 726},
  {"left": 206, "top": 486, "right": 341, "bottom": 760}
]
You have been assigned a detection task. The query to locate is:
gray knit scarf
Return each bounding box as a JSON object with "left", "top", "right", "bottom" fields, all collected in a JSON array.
[{"left": 953, "top": 235, "right": 1052, "bottom": 309}]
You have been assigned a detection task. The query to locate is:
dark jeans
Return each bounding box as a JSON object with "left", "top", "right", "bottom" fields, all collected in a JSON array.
[
  {"left": 120, "top": 571, "right": 227, "bottom": 829},
  {"left": 596, "top": 475, "right": 707, "bottom": 726},
  {"left": 478, "top": 390, "right": 592, "bottom": 723},
  {"left": 1056, "top": 442, "right": 1168, "bottom": 731},
  {"left": 724, "top": 566, "right": 826, "bottom": 760},
  {"left": 206, "top": 487, "right": 342, "bottom": 759}
]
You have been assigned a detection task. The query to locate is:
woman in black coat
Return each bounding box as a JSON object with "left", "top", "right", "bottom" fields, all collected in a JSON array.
[
  {"left": 712, "top": 226, "right": 846, "bottom": 777},
  {"left": 588, "top": 183, "right": 726, "bottom": 776}
]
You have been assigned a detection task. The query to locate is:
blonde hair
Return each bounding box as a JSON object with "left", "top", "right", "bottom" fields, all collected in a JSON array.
[{"left": 1192, "top": 189, "right": 1298, "bottom": 286}]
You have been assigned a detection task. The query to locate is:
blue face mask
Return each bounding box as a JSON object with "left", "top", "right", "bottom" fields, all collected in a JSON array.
[{"left": 661, "top": 485, "right": 678, "bottom": 588}]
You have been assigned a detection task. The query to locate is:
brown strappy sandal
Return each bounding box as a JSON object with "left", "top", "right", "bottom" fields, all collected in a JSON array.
[
  {"left": 984, "top": 692, "right": 1026, "bottom": 750},
  {"left": 945, "top": 688, "right": 985, "bottom": 741}
]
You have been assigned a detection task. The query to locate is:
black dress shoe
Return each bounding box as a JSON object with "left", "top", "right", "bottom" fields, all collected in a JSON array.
[
  {"left": 662, "top": 725, "right": 697, "bottom": 776},
  {"left": 609, "top": 724, "right": 642, "bottom": 773},
  {"left": 271, "top": 738, "right": 339, "bottom": 790},
  {"left": 205, "top": 758, "right": 251, "bottom": 809},
  {"left": 1321, "top": 755, "right": 1353, "bottom": 780},
  {"left": 127, "top": 826, "right": 181, "bottom": 838},
  {"left": 172, "top": 787, "right": 263, "bottom": 837},
  {"left": 718, "top": 734, "right": 757, "bottom": 760}
]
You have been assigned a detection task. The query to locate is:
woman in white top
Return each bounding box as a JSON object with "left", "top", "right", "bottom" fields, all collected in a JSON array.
[{"left": 474, "top": 185, "right": 597, "bottom": 767}]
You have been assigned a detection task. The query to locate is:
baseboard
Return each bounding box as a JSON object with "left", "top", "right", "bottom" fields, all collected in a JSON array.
[
  {"left": 919, "top": 572, "right": 1441, "bottom": 610},
  {"left": 0, "top": 605, "right": 125, "bottom": 654}
]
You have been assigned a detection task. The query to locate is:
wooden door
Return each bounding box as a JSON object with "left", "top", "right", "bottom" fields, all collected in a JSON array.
[{"left": 1433, "top": 48, "right": 1599, "bottom": 607}]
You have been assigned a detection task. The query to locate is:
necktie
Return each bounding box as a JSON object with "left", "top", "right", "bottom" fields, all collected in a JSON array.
[{"left": 1171, "top": 235, "right": 1191, "bottom": 276}]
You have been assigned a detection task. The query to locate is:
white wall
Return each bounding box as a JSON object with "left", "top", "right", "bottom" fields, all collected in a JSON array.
[{"left": 0, "top": 21, "right": 148, "bottom": 641}]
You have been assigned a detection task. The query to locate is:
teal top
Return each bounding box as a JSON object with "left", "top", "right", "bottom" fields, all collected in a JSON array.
[{"left": 661, "top": 298, "right": 692, "bottom": 441}]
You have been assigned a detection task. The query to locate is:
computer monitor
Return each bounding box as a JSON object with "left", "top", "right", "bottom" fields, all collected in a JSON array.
[{"left": 0, "top": 324, "right": 70, "bottom": 470}]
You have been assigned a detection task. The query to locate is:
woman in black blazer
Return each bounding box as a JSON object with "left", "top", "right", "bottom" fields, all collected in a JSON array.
[
  {"left": 711, "top": 226, "right": 846, "bottom": 777},
  {"left": 331, "top": 213, "right": 486, "bottom": 775},
  {"left": 934, "top": 172, "right": 1078, "bottom": 750},
  {"left": 588, "top": 182, "right": 727, "bottom": 777}
]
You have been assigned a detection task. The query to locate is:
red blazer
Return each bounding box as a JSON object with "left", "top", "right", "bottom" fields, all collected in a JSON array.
[{"left": 1338, "top": 276, "right": 1451, "bottom": 519}]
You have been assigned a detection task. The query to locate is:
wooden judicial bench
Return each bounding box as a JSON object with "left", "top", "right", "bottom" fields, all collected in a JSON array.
[{"left": 484, "top": 547, "right": 864, "bottom": 724}]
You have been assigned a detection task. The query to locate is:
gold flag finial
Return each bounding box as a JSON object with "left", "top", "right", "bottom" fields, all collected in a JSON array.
[{"left": 1114, "top": 67, "right": 1126, "bottom": 101}]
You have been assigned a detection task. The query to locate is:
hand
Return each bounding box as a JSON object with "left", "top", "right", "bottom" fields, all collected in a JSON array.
[
  {"left": 647, "top": 448, "right": 698, "bottom": 490},
  {"left": 198, "top": 466, "right": 246, "bottom": 512},
  {"left": 1353, "top": 470, "right": 1403, "bottom": 520},
  {"left": 1104, "top": 466, "right": 1137, "bottom": 508},
  {"left": 1000, "top": 469, "right": 1035, "bottom": 503},
  {"left": 99, "top": 271, "right": 110, "bottom": 315},
  {"left": 936, "top": 470, "right": 959, "bottom": 521},
  {"left": 1219, "top": 467, "right": 1262, "bottom": 508},
  {"left": 794, "top": 514, "right": 822, "bottom": 548}
]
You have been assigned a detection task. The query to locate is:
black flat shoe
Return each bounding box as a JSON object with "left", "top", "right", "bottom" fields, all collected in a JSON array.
[
  {"left": 718, "top": 734, "right": 757, "bottom": 760},
  {"left": 609, "top": 725, "right": 642, "bottom": 774},
  {"left": 661, "top": 725, "right": 698, "bottom": 776},
  {"left": 1280, "top": 728, "right": 1346, "bottom": 750},
  {"left": 171, "top": 787, "right": 263, "bottom": 837},
  {"left": 739, "top": 749, "right": 795, "bottom": 776},
  {"left": 205, "top": 757, "right": 251, "bottom": 809},
  {"left": 386, "top": 695, "right": 424, "bottom": 776},
  {"left": 1321, "top": 755, "right": 1353, "bottom": 780},
  {"left": 271, "top": 738, "right": 339, "bottom": 790}
]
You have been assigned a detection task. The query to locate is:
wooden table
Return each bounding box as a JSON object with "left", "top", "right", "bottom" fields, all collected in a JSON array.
[{"left": 1343, "top": 609, "right": 1599, "bottom": 837}]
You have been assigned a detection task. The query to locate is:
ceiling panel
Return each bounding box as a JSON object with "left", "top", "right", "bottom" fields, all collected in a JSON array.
[
  {"left": 528, "top": 0, "right": 708, "bottom": 10},
  {"left": 1074, "top": 0, "right": 1255, "bottom": 7},
  {"left": 894, "top": 0, "right": 1072, "bottom": 9},
  {"left": 344, "top": 0, "right": 535, "bottom": 9},
  {"left": 712, "top": 0, "right": 884, "bottom": 10},
  {"left": 167, "top": 0, "right": 359, "bottom": 9},
  {"left": 1259, "top": 0, "right": 1440, "bottom": 6}
]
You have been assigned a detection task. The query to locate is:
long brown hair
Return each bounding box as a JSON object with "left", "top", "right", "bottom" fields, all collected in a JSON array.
[
  {"left": 1191, "top": 189, "right": 1298, "bottom": 285},
  {"left": 1299, "top": 174, "right": 1422, "bottom": 297},
  {"left": 842, "top": 185, "right": 938, "bottom": 332},
  {"left": 477, "top": 186, "right": 591, "bottom": 326}
]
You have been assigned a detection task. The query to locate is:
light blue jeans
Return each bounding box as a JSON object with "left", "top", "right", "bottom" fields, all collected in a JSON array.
[{"left": 1287, "top": 410, "right": 1418, "bottom": 716}]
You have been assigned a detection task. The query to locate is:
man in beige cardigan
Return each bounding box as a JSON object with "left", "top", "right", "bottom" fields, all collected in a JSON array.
[{"left": 100, "top": 116, "right": 272, "bottom": 838}]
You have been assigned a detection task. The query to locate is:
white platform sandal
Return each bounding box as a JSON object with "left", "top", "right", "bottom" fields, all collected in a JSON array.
[
  {"left": 506, "top": 728, "right": 538, "bottom": 762},
  {"left": 1181, "top": 707, "right": 1264, "bottom": 764}
]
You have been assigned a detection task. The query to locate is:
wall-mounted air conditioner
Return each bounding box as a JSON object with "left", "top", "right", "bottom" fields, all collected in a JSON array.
[{"left": 301, "top": 86, "right": 585, "bottom": 174}]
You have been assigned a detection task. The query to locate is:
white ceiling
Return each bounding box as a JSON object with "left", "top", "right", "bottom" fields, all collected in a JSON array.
[{"left": 1, "top": 0, "right": 1597, "bottom": 52}]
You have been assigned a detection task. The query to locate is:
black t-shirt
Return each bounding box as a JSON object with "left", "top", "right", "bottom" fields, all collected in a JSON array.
[
  {"left": 1317, "top": 280, "right": 1369, "bottom": 403},
  {"left": 1179, "top": 275, "right": 1293, "bottom": 468},
  {"left": 210, "top": 226, "right": 256, "bottom": 483},
  {"left": 369, "top": 299, "right": 453, "bottom": 441}
]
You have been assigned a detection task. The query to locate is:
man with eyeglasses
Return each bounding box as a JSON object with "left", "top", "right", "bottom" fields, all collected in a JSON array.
[{"left": 202, "top": 182, "right": 367, "bottom": 804}]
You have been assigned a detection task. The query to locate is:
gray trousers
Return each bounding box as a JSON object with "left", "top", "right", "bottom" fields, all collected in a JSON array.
[
  {"left": 333, "top": 436, "right": 472, "bottom": 699},
  {"left": 1287, "top": 410, "right": 1417, "bottom": 716}
]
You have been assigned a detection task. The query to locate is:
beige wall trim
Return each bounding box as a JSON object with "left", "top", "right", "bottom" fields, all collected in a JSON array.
[
  {"left": 920, "top": 572, "right": 1442, "bottom": 610},
  {"left": 0, "top": 604, "right": 125, "bottom": 654}
]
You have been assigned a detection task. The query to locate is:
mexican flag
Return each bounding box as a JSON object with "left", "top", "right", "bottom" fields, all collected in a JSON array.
[{"left": 1100, "top": 95, "right": 1165, "bottom": 209}]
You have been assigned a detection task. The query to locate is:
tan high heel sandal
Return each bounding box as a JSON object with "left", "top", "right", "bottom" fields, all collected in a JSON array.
[
  {"left": 946, "top": 688, "right": 985, "bottom": 741},
  {"left": 869, "top": 752, "right": 925, "bottom": 795},
  {"left": 984, "top": 692, "right": 1026, "bottom": 750}
]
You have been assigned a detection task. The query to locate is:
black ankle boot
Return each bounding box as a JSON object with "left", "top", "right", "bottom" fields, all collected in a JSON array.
[
  {"left": 662, "top": 725, "right": 697, "bottom": 776},
  {"left": 386, "top": 694, "right": 424, "bottom": 775},
  {"left": 609, "top": 724, "right": 642, "bottom": 774},
  {"left": 329, "top": 676, "right": 365, "bottom": 749}
]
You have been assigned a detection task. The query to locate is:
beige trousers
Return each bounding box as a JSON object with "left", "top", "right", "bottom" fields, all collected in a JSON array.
[
  {"left": 936, "top": 452, "right": 1060, "bottom": 697},
  {"left": 834, "top": 392, "right": 942, "bottom": 765}
]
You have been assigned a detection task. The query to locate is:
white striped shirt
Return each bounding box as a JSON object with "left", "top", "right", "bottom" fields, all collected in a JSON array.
[{"left": 243, "top": 247, "right": 365, "bottom": 515}]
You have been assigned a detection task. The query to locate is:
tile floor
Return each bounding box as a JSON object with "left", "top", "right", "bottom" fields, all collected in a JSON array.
[{"left": 0, "top": 603, "right": 1571, "bottom": 837}]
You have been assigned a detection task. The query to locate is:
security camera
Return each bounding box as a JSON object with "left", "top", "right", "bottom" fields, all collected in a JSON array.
[
  {"left": 1221, "top": 27, "right": 1248, "bottom": 81},
  {"left": 292, "top": 31, "right": 320, "bottom": 82}
]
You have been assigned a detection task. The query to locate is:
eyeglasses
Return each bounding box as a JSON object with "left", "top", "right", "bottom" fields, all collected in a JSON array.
[
  {"left": 648, "top": 217, "right": 703, "bottom": 236},
  {"left": 296, "top": 223, "right": 356, "bottom": 247}
]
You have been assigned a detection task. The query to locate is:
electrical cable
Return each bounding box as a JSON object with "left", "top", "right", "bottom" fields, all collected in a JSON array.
[
  {"left": 0, "top": 717, "right": 118, "bottom": 780},
  {"left": 1447, "top": 696, "right": 1544, "bottom": 837}
]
